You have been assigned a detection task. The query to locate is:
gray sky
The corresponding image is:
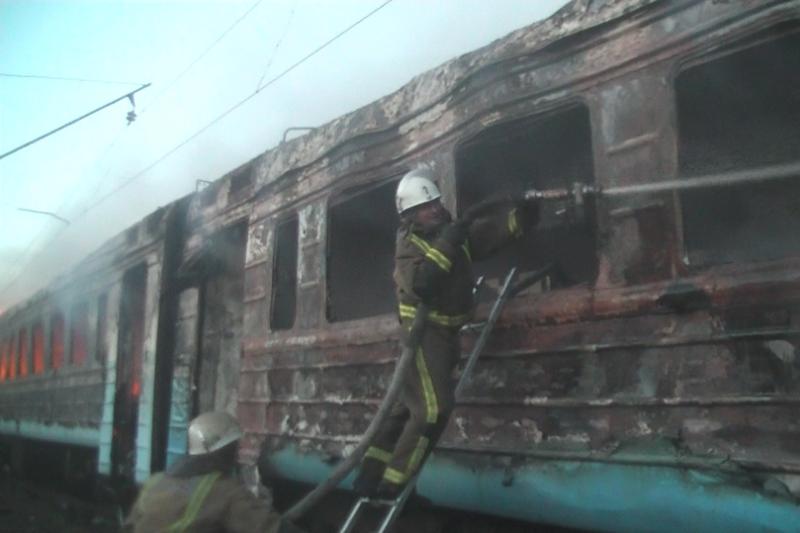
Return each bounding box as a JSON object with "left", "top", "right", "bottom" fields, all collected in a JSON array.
[{"left": 0, "top": 0, "right": 567, "bottom": 312}]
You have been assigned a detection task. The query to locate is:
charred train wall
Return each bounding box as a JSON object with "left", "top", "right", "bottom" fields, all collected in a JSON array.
[{"left": 1, "top": 0, "right": 800, "bottom": 530}]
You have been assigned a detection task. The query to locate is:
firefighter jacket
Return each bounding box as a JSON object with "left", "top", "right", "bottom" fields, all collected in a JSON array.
[
  {"left": 122, "top": 463, "right": 283, "bottom": 533},
  {"left": 394, "top": 206, "right": 524, "bottom": 326}
]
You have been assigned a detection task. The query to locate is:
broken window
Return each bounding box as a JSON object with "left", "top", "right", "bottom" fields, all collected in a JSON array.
[
  {"left": 327, "top": 180, "right": 399, "bottom": 322},
  {"left": 0, "top": 339, "right": 7, "bottom": 381},
  {"left": 8, "top": 334, "right": 16, "bottom": 380},
  {"left": 228, "top": 165, "right": 253, "bottom": 203},
  {"left": 676, "top": 29, "right": 800, "bottom": 266},
  {"left": 70, "top": 303, "right": 89, "bottom": 366},
  {"left": 32, "top": 323, "right": 44, "bottom": 374},
  {"left": 17, "top": 328, "right": 27, "bottom": 378},
  {"left": 51, "top": 311, "right": 65, "bottom": 370},
  {"left": 270, "top": 216, "right": 298, "bottom": 331},
  {"left": 96, "top": 294, "right": 108, "bottom": 364},
  {"left": 455, "top": 104, "right": 597, "bottom": 288}
]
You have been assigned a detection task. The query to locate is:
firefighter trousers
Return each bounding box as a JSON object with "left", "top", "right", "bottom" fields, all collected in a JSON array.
[{"left": 355, "top": 322, "right": 460, "bottom": 491}]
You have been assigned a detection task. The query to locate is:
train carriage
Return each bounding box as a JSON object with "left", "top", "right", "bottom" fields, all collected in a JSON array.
[{"left": 2, "top": 1, "right": 800, "bottom": 531}]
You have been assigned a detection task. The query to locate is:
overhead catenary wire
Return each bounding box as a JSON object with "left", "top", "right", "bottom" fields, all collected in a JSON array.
[
  {"left": 0, "top": 72, "right": 145, "bottom": 86},
  {"left": 0, "top": 0, "right": 396, "bottom": 304},
  {"left": 255, "top": 0, "right": 298, "bottom": 91},
  {"left": 0, "top": 83, "right": 151, "bottom": 161},
  {"left": 78, "top": 0, "right": 396, "bottom": 216},
  {"left": 140, "top": 0, "right": 266, "bottom": 114}
]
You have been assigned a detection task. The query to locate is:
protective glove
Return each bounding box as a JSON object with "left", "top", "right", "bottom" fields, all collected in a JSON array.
[
  {"left": 438, "top": 220, "right": 468, "bottom": 246},
  {"left": 514, "top": 193, "right": 540, "bottom": 228}
]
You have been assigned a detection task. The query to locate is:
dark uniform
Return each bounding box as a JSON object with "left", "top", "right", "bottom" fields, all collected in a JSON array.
[
  {"left": 355, "top": 206, "right": 527, "bottom": 492},
  {"left": 122, "top": 455, "right": 284, "bottom": 533}
]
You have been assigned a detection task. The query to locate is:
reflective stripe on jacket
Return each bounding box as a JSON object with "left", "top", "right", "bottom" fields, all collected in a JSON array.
[
  {"left": 394, "top": 207, "right": 522, "bottom": 323},
  {"left": 123, "top": 471, "right": 282, "bottom": 533}
]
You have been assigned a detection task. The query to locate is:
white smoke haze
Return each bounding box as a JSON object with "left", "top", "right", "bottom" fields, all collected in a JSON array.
[{"left": 0, "top": 0, "right": 568, "bottom": 313}]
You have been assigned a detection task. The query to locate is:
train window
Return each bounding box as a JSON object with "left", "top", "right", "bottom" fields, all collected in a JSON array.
[
  {"left": 96, "top": 294, "right": 108, "bottom": 363},
  {"left": 270, "top": 216, "right": 298, "bottom": 331},
  {"left": 676, "top": 31, "right": 800, "bottom": 266},
  {"left": 455, "top": 104, "right": 597, "bottom": 288},
  {"left": 32, "top": 323, "right": 44, "bottom": 374},
  {"left": 8, "top": 334, "right": 16, "bottom": 380},
  {"left": 0, "top": 339, "right": 7, "bottom": 381},
  {"left": 17, "top": 328, "right": 28, "bottom": 378},
  {"left": 70, "top": 303, "right": 89, "bottom": 366},
  {"left": 327, "top": 180, "right": 399, "bottom": 322},
  {"left": 51, "top": 311, "right": 65, "bottom": 370}
]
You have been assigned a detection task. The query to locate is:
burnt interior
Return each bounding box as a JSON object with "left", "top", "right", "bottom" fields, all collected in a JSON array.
[
  {"left": 677, "top": 30, "right": 800, "bottom": 266},
  {"left": 95, "top": 294, "right": 107, "bottom": 364},
  {"left": 17, "top": 327, "right": 27, "bottom": 377},
  {"left": 50, "top": 311, "right": 64, "bottom": 370},
  {"left": 112, "top": 263, "right": 146, "bottom": 482},
  {"left": 327, "top": 180, "right": 399, "bottom": 322},
  {"left": 32, "top": 323, "right": 44, "bottom": 374},
  {"left": 195, "top": 222, "right": 247, "bottom": 414},
  {"left": 0, "top": 339, "right": 6, "bottom": 381},
  {"left": 270, "top": 216, "right": 299, "bottom": 331},
  {"left": 69, "top": 303, "right": 89, "bottom": 367},
  {"left": 455, "top": 105, "right": 597, "bottom": 287}
]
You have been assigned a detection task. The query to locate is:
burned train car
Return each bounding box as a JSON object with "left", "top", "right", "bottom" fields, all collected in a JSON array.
[{"left": 2, "top": 0, "right": 800, "bottom": 531}]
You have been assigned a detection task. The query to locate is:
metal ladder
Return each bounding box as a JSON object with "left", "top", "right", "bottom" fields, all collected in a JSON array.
[{"left": 339, "top": 267, "right": 519, "bottom": 533}]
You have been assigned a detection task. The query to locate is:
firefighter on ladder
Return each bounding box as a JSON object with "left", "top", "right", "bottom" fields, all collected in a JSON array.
[
  {"left": 352, "top": 168, "right": 540, "bottom": 500},
  {"left": 123, "top": 411, "right": 305, "bottom": 533}
]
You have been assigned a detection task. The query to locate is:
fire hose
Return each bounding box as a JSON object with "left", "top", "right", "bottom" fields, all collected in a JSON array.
[
  {"left": 283, "top": 197, "right": 512, "bottom": 521},
  {"left": 283, "top": 304, "right": 429, "bottom": 521},
  {"left": 282, "top": 160, "right": 800, "bottom": 521}
]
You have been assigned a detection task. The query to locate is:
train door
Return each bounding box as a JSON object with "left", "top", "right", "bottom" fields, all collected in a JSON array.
[
  {"left": 164, "top": 221, "right": 248, "bottom": 465},
  {"left": 195, "top": 221, "right": 248, "bottom": 414},
  {"left": 111, "top": 263, "right": 147, "bottom": 481}
]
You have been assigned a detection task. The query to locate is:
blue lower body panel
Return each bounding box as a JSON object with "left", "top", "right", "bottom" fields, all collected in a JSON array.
[{"left": 264, "top": 445, "right": 800, "bottom": 532}]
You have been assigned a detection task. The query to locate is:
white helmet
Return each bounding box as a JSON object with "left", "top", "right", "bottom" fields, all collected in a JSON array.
[
  {"left": 188, "top": 411, "right": 243, "bottom": 456},
  {"left": 395, "top": 168, "right": 441, "bottom": 214}
]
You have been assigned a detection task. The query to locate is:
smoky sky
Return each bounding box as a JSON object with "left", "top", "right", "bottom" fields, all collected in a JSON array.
[{"left": 0, "top": 0, "right": 567, "bottom": 312}]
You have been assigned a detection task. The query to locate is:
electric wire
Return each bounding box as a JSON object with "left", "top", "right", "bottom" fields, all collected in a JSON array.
[
  {"left": 0, "top": 0, "right": 395, "bottom": 304},
  {"left": 0, "top": 72, "right": 144, "bottom": 86},
  {"left": 255, "top": 0, "right": 298, "bottom": 91},
  {"left": 140, "top": 0, "right": 266, "bottom": 114}
]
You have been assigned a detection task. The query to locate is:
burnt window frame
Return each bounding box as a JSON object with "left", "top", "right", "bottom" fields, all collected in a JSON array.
[
  {"left": 96, "top": 293, "right": 108, "bottom": 364},
  {"left": 269, "top": 213, "right": 300, "bottom": 332},
  {"left": 31, "top": 321, "right": 45, "bottom": 375},
  {"left": 16, "top": 325, "right": 28, "bottom": 379},
  {"left": 50, "top": 309, "right": 66, "bottom": 371},
  {"left": 452, "top": 100, "right": 599, "bottom": 293},
  {"left": 70, "top": 301, "right": 90, "bottom": 367},
  {"left": 0, "top": 337, "right": 9, "bottom": 382},
  {"left": 325, "top": 176, "right": 402, "bottom": 324},
  {"left": 671, "top": 22, "right": 800, "bottom": 270}
]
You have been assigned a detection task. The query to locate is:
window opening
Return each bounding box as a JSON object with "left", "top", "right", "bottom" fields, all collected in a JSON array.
[
  {"left": 8, "top": 333, "right": 17, "bottom": 380},
  {"left": 70, "top": 302, "right": 89, "bottom": 366},
  {"left": 112, "top": 263, "right": 147, "bottom": 481},
  {"left": 51, "top": 311, "right": 65, "bottom": 370},
  {"left": 0, "top": 339, "right": 7, "bottom": 381},
  {"left": 96, "top": 294, "right": 108, "bottom": 363},
  {"left": 327, "top": 180, "right": 399, "bottom": 322},
  {"left": 455, "top": 105, "right": 597, "bottom": 289},
  {"left": 676, "top": 30, "right": 800, "bottom": 266},
  {"left": 270, "top": 216, "right": 298, "bottom": 331},
  {"left": 228, "top": 166, "right": 253, "bottom": 202},
  {"left": 32, "top": 323, "right": 44, "bottom": 374},
  {"left": 17, "top": 328, "right": 27, "bottom": 378}
]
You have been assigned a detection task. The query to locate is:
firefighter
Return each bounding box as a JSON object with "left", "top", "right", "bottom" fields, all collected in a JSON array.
[
  {"left": 353, "top": 168, "right": 539, "bottom": 499},
  {"left": 122, "top": 411, "right": 304, "bottom": 533}
]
